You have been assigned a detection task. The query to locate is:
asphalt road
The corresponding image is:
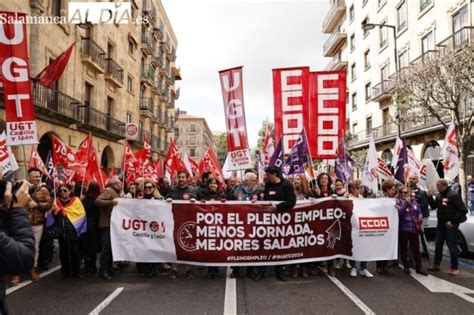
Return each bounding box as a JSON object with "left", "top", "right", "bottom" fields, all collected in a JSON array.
[{"left": 5, "top": 241, "right": 474, "bottom": 315}]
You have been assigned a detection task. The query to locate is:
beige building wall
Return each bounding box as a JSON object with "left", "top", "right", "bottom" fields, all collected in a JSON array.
[
  {"left": 0, "top": 0, "right": 180, "bottom": 179},
  {"left": 175, "top": 111, "right": 215, "bottom": 161}
]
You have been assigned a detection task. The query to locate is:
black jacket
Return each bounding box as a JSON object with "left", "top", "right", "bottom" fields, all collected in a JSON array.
[
  {"left": 264, "top": 179, "right": 297, "bottom": 211},
  {"left": 0, "top": 207, "right": 35, "bottom": 315},
  {"left": 197, "top": 188, "right": 226, "bottom": 201},
  {"left": 429, "top": 187, "right": 468, "bottom": 226},
  {"left": 166, "top": 185, "right": 197, "bottom": 200},
  {"left": 413, "top": 188, "right": 430, "bottom": 218}
]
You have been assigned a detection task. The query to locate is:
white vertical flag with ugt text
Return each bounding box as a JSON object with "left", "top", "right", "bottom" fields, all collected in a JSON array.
[
  {"left": 362, "top": 136, "right": 379, "bottom": 193},
  {"left": 441, "top": 122, "right": 460, "bottom": 181}
]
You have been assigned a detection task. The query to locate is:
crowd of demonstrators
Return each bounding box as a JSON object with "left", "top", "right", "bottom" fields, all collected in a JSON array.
[{"left": 3, "top": 161, "right": 472, "bottom": 303}]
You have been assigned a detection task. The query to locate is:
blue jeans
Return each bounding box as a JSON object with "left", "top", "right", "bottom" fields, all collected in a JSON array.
[
  {"left": 350, "top": 260, "right": 367, "bottom": 270},
  {"left": 434, "top": 224, "right": 459, "bottom": 269}
]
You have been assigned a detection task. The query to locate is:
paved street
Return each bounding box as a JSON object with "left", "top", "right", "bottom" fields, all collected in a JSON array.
[{"left": 6, "top": 241, "right": 474, "bottom": 315}]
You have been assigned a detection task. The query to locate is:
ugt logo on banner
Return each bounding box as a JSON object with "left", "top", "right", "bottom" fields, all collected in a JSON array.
[{"left": 0, "top": 11, "right": 39, "bottom": 145}]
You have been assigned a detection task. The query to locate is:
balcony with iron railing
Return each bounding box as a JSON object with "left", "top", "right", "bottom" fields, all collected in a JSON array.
[
  {"left": 28, "top": 80, "right": 82, "bottom": 124},
  {"left": 153, "top": 47, "right": 163, "bottom": 67},
  {"left": 371, "top": 78, "right": 396, "bottom": 102},
  {"left": 163, "top": 38, "right": 171, "bottom": 53},
  {"left": 322, "top": 0, "right": 345, "bottom": 33},
  {"left": 153, "top": 19, "right": 164, "bottom": 39},
  {"left": 437, "top": 26, "right": 474, "bottom": 51},
  {"left": 323, "top": 29, "right": 346, "bottom": 57},
  {"left": 325, "top": 51, "right": 347, "bottom": 70},
  {"left": 152, "top": 77, "right": 162, "bottom": 96},
  {"left": 105, "top": 58, "right": 124, "bottom": 87},
  {"left": 410, "top": 49, "right": 439, "bottom": 66},
  {"left": 141, "top": 32, "right": 156, "bottom": 55},
  {"left": 79, "top": 106, "right": 125, "bottom": 140},
  {"left": 140, "top": 66, "right": 155, "bottom": 86},
  {"left": 169, "top": 47, "right": 176, "bottom": 61},
  {"left": 142, "top": 3, "right": 156, "bottom": 24},
  {"left": 139, "top": 97, "right": 154, "bottom": 118},
  {"left": 81, "top": 38, "right": 106, "bottom": 73}
]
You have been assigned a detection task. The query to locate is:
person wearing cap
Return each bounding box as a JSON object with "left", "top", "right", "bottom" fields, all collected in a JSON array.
[{"left": 253, "top": 165, "right": 296, "bottom": 282}]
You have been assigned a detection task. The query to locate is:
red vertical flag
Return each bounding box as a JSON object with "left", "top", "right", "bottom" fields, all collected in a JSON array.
[
  {"left": 198, "top": 146, "right": 223, "bottom": 179},
  {"left": 164, "top": 139, "right": 185, "bottom": 180},
  {"left": 0, "top": 11, "right": 38, "bottom": 145},
  {"left": 272, "top": 67, "right": 310, "bottom": 156},
  {"left": 35, "top": 43, "right": 74, "bottom": 88},
  {"left": 308, "top": 71, "right": 347, "bottom": 159}
]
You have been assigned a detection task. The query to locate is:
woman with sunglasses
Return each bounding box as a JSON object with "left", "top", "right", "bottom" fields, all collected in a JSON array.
[
  {"left": 140, "top": 179, "right": 163, "bottom": 278},
  {"left": 396, "top": 186, "right": 427, "bottom": 276},
  {"left": 52, "top": 184, "right": 87, "bottom": 279}
]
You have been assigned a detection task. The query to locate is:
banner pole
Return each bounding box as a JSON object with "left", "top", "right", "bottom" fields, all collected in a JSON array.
[
  {"left": 21, "top": 144, "right": 28, "bottom": 178},
  {"left": 79, "top": 133, "right": 92, "bottom": 197}
]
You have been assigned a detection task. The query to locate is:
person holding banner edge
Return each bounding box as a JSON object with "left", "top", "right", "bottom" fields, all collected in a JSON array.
[{"left": 253, "top": 165, "right": 296, "bottom": 282}]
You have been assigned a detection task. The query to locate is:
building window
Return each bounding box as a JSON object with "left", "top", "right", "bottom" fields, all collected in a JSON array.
[
  {"left": 349, "top": 5, "right": 354, "bottom": 22},
  {"left": 126, "top": 113, "right": 132, "bottom": 124},
  {"left": 351, "top": 92, "right": 357, "bottom": 110},
  {"left": 398, "top": 50, "right": 409, "bottom": 69},
  {"left": 127, "top": 76, "right": 133, "bottom": 92},
  {"left": 379, "top": 21, "right": 388, "bottom": 48},
  {"left": 352, "top": 122, "right": 358, "bottom": 136},
  {"left": 84, "top": 82, "right": 93, "bottom": 106},
  {"left": 190, "top": 148, "right": 196, "bottom": 158},
  {"left": 397, "top": 1, "right": 407, "bottom": 32},
  {"left": 350, "top": 34, "right": 355, "bottom": 51},
  {"left": 51, "top": 0, "right": 61, "bottom": 17},
  {"left": 364, "top": 49, "right": 370, "bottom": 69},
  {"left": 362, "top": 17, "right": 369, "bottom": 37},
  {"left": 189, "top": 124, "right": 197, "bottom": 132},
  {"left": 452, "top": 6, "right": 468, "bottom": 48},
  {"left": 128, "top": 39, "right": 135, "bottom": 55},
  {"left": 421, "top": 31, "right": 434, "bottom": 54},
  {"left": 365, "top": 82, "right": 371, "bottom": 101},
  {"left": 351, "top": 63, "right": 356, "bottom": 81},
  {"left": 366, "top": 117, "right": 373, "bottom": 136},
  {"left": 381, "top": 64, "right": 389, "bottom": 81},
  {"left": 420, "top": 0, "right": 432, "bottom": 12}
]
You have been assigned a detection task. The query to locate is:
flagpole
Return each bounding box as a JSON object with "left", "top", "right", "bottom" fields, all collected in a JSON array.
[
  {"left": 121, "top": 140, "right": 127, "bottom": 195},
  {"left": 79, "top": 133, "right": 92, "bottom": 197},
  {"left": 21, "top": 144, "right": 28, "bottom": 178}
]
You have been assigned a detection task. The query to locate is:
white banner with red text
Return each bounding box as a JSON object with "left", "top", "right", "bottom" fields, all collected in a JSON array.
[{"left": 111, "top": 198, "right": 398, "bottom": 265}]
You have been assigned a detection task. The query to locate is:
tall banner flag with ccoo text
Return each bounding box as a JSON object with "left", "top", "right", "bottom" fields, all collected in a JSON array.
[
  {"left": 0, "top": 11, "right": 38, "bottom": 145},
  {"left": 219, "top": 66, "right": 252, "bottom": 171}
]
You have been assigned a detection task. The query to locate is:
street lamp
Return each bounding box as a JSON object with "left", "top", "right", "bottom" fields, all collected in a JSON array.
[{"left": 362, "top": 21, "right": 401, "bottom": 137}]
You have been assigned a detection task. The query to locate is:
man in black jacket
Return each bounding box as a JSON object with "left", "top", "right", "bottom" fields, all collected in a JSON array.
[
  {"left": 408, "top": 175, "right": 430, "bottom": 258},
  {"left": 254, "top": 166, "right": 296, "bottom": 282},
  {"left": 0, "top": 180, "right": 35, "bottom": 315},
  {"left": 428, "top": 179, "right": 468, "bottom": 275}
]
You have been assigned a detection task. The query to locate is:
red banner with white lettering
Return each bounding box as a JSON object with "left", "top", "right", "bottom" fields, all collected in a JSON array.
[
  {"left": 308, "top": 71, "right": 346, "bottom": 159},
  {"left": 219, "top": 66, "right": 252, "bottom": 170},
  {"left": 111, "top": 198, "right": 399, "bottom": 265},
  {"left": 0, "top": 11, "right": 38, "bottom": 145},
  {"left": 272, "top": 67, "right": 310, "bottom": 156}
]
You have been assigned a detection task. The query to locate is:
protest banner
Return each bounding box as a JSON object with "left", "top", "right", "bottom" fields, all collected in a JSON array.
[{"left": 111, "top": 198, "right": 398, "bottom": 265}]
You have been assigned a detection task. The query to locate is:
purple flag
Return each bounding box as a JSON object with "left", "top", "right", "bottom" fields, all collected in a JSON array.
[
  {"left": 335, "top": 137, "right": 354, "bottom": 183},
  {"left": 394, "top": 138, "right": 408, "bottom": 184},
  {"left": 268, "top": 136, "right": 287, "bottom": 173},
  {"left": 45, "top": 151, "right": 57, "bottom": 190},
  {"left": 285, "top": 130, "right": 310, "bottom": 175}
]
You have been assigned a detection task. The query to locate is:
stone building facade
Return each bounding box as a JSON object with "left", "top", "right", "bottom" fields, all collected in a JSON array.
[
  {"left": 0, "top": 0, "right": 181, "bottom": 178},
  {"left": 175, "top": 111, "right": 215, "bottom": 161},
  {"left": 322, "top": 0, "right": 473, "bottom": 176}
]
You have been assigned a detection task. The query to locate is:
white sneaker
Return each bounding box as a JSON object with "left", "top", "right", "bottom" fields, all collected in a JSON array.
[
  {"left": 360, "top": 269, "right": 374, "bottom": 278},
  {"left": 350, "top": 267, "right": 357, "bottom": 277},
  {"left": 345, "top": 261, "right": 352, "bottom": 269}
]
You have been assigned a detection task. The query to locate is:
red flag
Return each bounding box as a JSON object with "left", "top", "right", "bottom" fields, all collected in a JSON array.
[
  {"left": 154, "top": 159, "right": 163, "bottom": 178},
  {"left": 123, "top": 141, "right": 139, "bottom": 184},
  {"left": 28, "top": 146, "right": 51, "bottom": 179},
  {"left": 134, "top": 133, "right": 151, "bottom": 163},
  {"left": 262, "top": 124, "right": 274, "bottom": 166},
  {"left": 198, "top": 146, "right": 223, "bottom": 179},
  {"left": 164, "top": 140, "right": 186, "bottom": 180},
  {"left": 51, "top": 135, "right": 82, "bottom": 173},
  {"left": 85, "top": 142, "right": 105, "bottom": 190},
  {"left": 74, "top": 133, "right": 92, "bottom": 181},
  {"left": 189, "top": 158, "right": 200, "bottom": 178},
  {"left": 35, "top": 43, "right": 75, "bottom": 88}
]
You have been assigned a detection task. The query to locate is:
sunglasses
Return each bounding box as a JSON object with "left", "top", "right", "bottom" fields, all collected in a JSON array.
[
  {"left": 401, "top": 191, "right": 408, "bottom": 194},
  {"left": 60, "top": 189, "right": 68, "bottom": 193},
  {"left": 144, "top": 186, "right": 154, "bottom": 189}
]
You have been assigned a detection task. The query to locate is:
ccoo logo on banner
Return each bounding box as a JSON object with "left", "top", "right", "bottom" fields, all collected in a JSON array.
[{"left": 0, "top": 11, "right": 39, "bottom": 145}]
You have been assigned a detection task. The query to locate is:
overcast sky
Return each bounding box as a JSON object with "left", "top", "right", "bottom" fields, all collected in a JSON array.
[{"left": 161, "top": 0, "right": 330, "bottom": 148}]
